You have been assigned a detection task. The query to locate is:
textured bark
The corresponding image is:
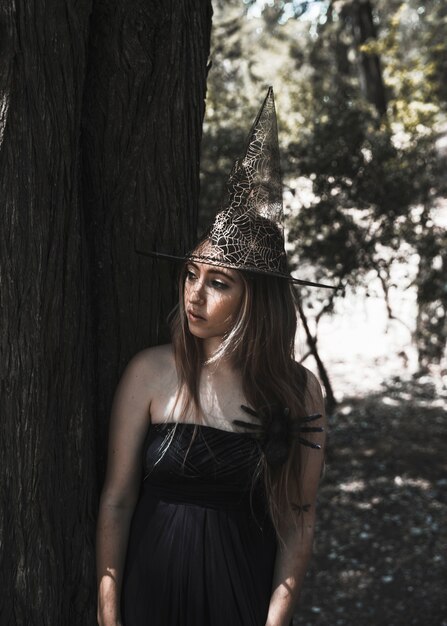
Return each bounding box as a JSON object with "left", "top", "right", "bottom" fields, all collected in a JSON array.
[
  {"left": 81, "top": 0, "right": 212, "bottom": 484},
  {"left": 0, "top": 1, "right": 96, "bottom": 624},
  {"left": 0, "top": 0, "right": 212, "bottom": 623}
]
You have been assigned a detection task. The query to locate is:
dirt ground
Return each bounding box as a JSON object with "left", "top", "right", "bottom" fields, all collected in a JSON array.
[{"left": 294, "top": 373, "right": 447, "bottom": 626}]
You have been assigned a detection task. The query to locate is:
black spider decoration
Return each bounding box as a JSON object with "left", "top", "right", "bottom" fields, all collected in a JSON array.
[{"left": 233, "top": 404, "right": 324, "bottom": 470}]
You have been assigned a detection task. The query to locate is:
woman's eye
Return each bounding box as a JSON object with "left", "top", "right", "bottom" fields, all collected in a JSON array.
[
  {"left": 186, "top": 270, "right": 197, "bottom": 281},
  {"left": 211, "top": 280, "right": 229, "bottom": 290}
]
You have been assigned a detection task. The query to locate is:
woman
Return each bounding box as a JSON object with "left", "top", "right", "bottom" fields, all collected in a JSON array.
[{"left": 96, "top": 88, "right": 332, "bottom": 626}]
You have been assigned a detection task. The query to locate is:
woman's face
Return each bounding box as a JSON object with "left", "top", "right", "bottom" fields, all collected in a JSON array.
[{"left": 183, "top": 261, "right": 245, "bottom": 341}]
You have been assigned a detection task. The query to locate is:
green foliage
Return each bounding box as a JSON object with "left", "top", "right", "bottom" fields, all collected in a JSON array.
[
  {"left": 289, "top": 86, "right": 441, "bottom": 269},
  {"left": 199, "top": 5, "right": 262, "bottom": 230},
  {"left": 202, "top": 0, "right": 447, "bottom": 366},
  {"left": 287, "top": 0, "right": 447, "bottom": 366},
  {"left": 200, "top": 1, "right": 314, "bottom": 229}
]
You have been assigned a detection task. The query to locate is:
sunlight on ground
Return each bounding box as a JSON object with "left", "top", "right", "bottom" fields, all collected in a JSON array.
[
  {"left": 339, "top": 479, "right": 366, "bottom": 493},
  {"left": 297, "top": 272, "right": 422, "bottom": 400},
  {"left": 393, "top": 476, "right": 431, "bottom": 490}
]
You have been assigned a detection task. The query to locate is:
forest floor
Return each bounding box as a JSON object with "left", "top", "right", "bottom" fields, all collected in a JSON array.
[{"left": 295, "top": 372, "right": 447, "bottom": 626}]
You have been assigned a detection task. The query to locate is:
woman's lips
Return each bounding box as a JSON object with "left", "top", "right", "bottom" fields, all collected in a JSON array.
[{"left": 187, "top": 309, "right": 206, "bottom": 322}]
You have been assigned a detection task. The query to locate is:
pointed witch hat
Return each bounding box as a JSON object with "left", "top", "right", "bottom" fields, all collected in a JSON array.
[{"left": 135, "top": 87, "right": 335, "bottom": 290}]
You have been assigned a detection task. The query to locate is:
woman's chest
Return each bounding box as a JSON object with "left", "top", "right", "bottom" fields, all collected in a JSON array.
[{"left": 150, "top": 369, "right": 251, "bottom": 426}]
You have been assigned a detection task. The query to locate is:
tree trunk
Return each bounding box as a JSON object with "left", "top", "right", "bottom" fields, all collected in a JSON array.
[
  {"left": 0, "top": 1, "right": 96, "bottom": 624},
  {"left": 295, "top": 295, "right": 337, "bottom": 414},
  {"left": 345, "top": 0, "right": 387, "bottom": 117},
  {"left": 414, "top": 234, "right": 447, "bottom": 370},
  {"left": 80, "top": 0, "right": 213, "bottom": 484},
  {"left": 1, "top": 0, "right": 212, "bottom": 623}
]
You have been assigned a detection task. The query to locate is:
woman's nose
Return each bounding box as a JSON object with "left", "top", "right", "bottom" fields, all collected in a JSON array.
[{"left": 189, "top": 280, "right": 205, "bottom": 303}]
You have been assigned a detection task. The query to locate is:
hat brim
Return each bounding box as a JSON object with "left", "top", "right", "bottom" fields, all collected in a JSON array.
[{"left": 134, "top": 246, "right": 337, "bottom": 290}]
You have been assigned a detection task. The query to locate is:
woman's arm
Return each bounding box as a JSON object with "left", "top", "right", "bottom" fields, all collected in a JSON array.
[
  {"left": 96, "top": 351, "right": 153, "bottom": 626},
  {"left": 265, "top": 370, "right": 327, "bottom": 626}
]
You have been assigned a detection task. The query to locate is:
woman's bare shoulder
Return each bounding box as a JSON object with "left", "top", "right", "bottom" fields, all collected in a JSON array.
[
  {"left": 130, "top": 343, "right": 175, "bottom": 373},
  {"left": 121, "top": 344, "right": 176, "bottom": 397},
  {"left": 302, "top": 365, "right": 322, "bottom": 391},
  {"left": 118, "top": 345, "right": 176, "bottom": 412},
  {"left": 295, "top": 363, "right": 325, "bottom": 413}
]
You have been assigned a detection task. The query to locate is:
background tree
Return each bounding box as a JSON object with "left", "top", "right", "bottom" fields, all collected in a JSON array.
[
  {"left": 200, "top": 0, "right": 447, "bottom": 383},
  {"left": 342, "top": 0, "right": 387, "bottom": 116},
  {"left": 0, "top": 1, "right": 212, "bottom": 624},
  {"left": 291, "top": 0, "right": 447, "bottom": 370}
]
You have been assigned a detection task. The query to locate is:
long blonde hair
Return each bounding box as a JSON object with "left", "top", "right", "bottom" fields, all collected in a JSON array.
[{"left": 169, "top": 258, "right": 316, "bottom": 542}]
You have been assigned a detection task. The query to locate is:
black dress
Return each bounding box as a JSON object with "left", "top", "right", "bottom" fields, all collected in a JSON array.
[{"left": 121, "top": 422, "right": 278, "bottom": 626}]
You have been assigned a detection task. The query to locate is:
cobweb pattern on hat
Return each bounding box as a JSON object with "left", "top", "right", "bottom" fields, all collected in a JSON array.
[
  {"left": 195, "top": 87, "right": 288, "bottom": 275},
  {"left": 134, "top": 87, "right": 335, "bottom": 289}
]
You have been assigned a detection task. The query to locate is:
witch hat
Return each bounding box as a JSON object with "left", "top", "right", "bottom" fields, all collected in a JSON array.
[{"left": 135, "top": 87, "right": 335, "bottom": 290}]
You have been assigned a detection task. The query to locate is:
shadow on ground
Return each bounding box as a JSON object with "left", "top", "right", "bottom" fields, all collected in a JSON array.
[{"left": 295, "top": 375, "right": 447, "bottom": 626}]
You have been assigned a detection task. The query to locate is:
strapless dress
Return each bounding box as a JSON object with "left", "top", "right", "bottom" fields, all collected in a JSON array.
[{"left": 121, "top": 421, "right": 278, "bottom": 626}]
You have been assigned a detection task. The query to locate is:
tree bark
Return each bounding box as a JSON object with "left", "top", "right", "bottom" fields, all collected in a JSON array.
[
  {"left": 0, "top": 1, "right": 96, "bottom": 624},
  {"left": 344, "top": 0, "right": 387, "bottom": 117},
  {"left": 80, "top": 0, "right": 213, "bottom": 484},
  {"left": 1, "top": 0, "right": 212, "bottom": 623}
]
